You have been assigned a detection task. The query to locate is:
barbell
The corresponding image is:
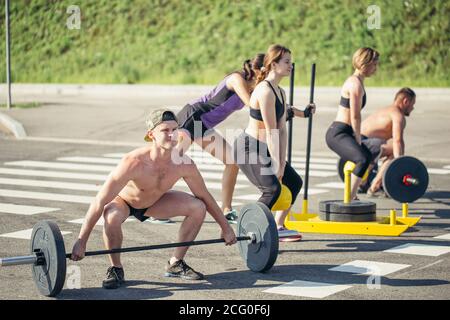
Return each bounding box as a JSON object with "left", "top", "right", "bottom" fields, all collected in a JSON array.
[
  {"left": 336, "top": 156, "right": 429, "bottom": 203},
  {"left": 0, "top": 202, "right": 292, "bottom": 297}
]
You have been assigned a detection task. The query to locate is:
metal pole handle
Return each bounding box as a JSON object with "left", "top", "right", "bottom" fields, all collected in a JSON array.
[{"left": 303, "top": 63, "right": 316, "bottom": 201}]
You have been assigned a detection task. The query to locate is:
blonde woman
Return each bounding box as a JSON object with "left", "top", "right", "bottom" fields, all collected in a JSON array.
[{"left": 325, "top": 47, "right": 380, "bottom": 200}]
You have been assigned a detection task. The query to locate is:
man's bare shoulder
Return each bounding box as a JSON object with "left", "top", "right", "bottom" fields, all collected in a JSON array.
[
  {"left": 120, "top": 147, "right": 149, "bottom": 169},
  {"left": 388, "top": 105, "right": 405, "bottom": 121}
]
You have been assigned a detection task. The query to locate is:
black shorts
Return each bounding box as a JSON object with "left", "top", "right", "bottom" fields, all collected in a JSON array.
[
  {"left": 177, "top": 104, "right": 213, "bottom": 140},
  {"left": 124, "top": 200, "right": 149, "bottom": 222}
]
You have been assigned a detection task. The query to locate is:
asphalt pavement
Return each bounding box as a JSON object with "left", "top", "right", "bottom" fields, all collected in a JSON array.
[{"left": 0, "top": 85, "right": 449, "bottom": 301}]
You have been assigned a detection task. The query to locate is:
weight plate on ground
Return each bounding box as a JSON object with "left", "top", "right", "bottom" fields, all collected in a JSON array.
[
  {"left": 237, "top": 203, "right": 278, "bottom": 272},
  {"left": 319, "top": 200, "right": 376, "bottom": 214},
  {"left": 319, "top": 211, "right": 376, "bottom": 222},
  {"left": 319, "top": 200, "right": 376, "bottom": 222},
  {"left": 383, "top": 156, "right": 429, "bottom": 203},
  {"left": 31, "top": 220, "right": 66, "bottom": 297}
]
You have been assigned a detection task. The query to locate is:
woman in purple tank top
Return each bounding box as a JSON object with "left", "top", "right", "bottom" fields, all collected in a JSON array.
[{"left": 176, "top": 54, "right": 264, "bottom": 223}]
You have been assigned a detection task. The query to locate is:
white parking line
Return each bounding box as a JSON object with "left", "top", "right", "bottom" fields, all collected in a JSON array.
[
  {"left": 5, "top": 161, "right": 115, "bottom": 173},
  {"left": 0, "top": 203, "right": 60, "bottom": 215},
  {"left": 0, "top": 177, "right": 101, "bottom": 192},
  {"left": 0, "top": 229, "right": 71, "bottom": 240},
  {"left": 329, "top": 260, "right": 410, "bottom": 276},
  {"left": 0, "top": 189, "right": 93, "bottom": 204},
  {"left": 0, "top": 168, "right": 107, "bottom": 181},
  {"left": 384, "top": 243, "right": 450, "bottom": 257},
  {"left": 263, "top": 280, "right": 352, "bottom": 299},
  {"left": 433, "top": 233, "right": 450, "bottom": 240},
  {"left": 427, "top": 168, "right": 450, "bottom": 175},
  {"left": 315, "top": 182, "right": 344, "bottom": 189},
  {"left": 57, "top": 157, "right": 120, "bottom": 164}
]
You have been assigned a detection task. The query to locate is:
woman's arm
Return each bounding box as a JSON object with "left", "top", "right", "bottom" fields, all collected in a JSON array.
[
  {"left": 278, "top": 90, "right": 288, "bottom": 177},
  {"left": 288, "top": 103, "right": 316, "bottom": 119},
  {"left": 227, "top": 73, "right": 252, "bottom": 106},
  {"left": 258, "top": 85, "right": 282, "bottom": 175},
  {"left": 348, "top": 81, "right": 364, "bottom": 145}
]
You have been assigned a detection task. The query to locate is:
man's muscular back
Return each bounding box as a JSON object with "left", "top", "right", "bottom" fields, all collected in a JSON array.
[{"left": 361, "top": 104, "right": 405, "bottom": 141}]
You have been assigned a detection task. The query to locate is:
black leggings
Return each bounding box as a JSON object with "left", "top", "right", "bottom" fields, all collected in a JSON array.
[
  {"left": 233, "top": 132, "right": 302, "bottom": 209},
  {"left": 326, "top": 121, "right": 372, "bottom": 178}
]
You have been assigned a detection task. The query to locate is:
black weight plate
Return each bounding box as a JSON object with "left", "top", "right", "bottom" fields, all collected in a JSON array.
[
  {"left": 31, "top": 221, "right": 66, "bottom": 297},
  {"left": 319, "top": 211, "right": 376, "bottom": 222},
  {"left": 237, "top": 203, "right": 278, "bottom": 272},
  {"left": 383, "top": 156, "right": 429, "bottom": 203},
  {"left": 319, "top": 200, "right": 376, "bottom": 214}
]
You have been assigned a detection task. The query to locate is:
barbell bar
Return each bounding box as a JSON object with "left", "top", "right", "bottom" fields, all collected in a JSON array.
[{"left": 0, "top": 202, "right": 298, "bottom": 297}]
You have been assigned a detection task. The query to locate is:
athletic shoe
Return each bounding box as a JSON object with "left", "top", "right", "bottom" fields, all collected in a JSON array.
[
  {"left": 358, "top": 183, "right": 369, "bottom": 194},
  {"left": 224, "top": 209, "right": 238, "bottom": 224},
  {"left": 148, "top": 217, "right": 174, "bottom": 224},
  {"left": 367, "top": 189, "right": 388, "bottom": 198},
  {"left": 165, "top": 260, "right": 204, "bottom": 280},
  {"left": 102, "top": 266, "right": 125, "bottom": 289},
  {"left": 277, "top": 226, "right": 302, "bottom": 242}
]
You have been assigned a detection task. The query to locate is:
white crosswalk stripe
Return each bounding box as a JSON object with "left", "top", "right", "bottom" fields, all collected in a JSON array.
[
  {"left": 5, "top": 160, "right": 115, "bottom": 172},
  {"left": 0, "top": 228, "right": 72, "bottom": 240},
  {"left": 0, "top": 167, "right": 108, "bottom": 181},
  {"left": 427, "top": 168, "right": 450, "bottom": 175},
  {"left": 0, "top": 177, "right": 102, "bottom": 192},
  {"left": 0, "top": 203, "right": 60, "bottom": 215},
  {"left": 0, "top": 189, "right": 94, "bottom": 204}
]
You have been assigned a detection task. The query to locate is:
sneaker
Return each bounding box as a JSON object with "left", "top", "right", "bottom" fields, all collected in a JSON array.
[
  {"left": 367, "top": 188, "right": 388, "bottom": 198},
  {"left": 148, "top": 217, "right": 174, "bottom": 224},
  {"left": 164, "top": 260, "right": 204, "bottom": 280},
  {"left": 102, "top": 266, "right": 125, "bottom": 289},
  {"left": 358, "top": 183, "right": 369, "bottom": 194},
  {"left": 224, "top": 209, "right": 238, "bottom": 224},
  {"left": 277, "top": 226, "right": 302, "bottom": 242}
]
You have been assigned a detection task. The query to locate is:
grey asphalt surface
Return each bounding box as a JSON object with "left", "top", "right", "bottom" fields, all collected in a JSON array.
[{"left": 0, "top": 85, "right": 449, "bottom": 301}]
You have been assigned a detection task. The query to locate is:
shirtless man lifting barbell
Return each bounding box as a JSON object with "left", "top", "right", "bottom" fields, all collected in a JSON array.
[
  {"left": 70, "top": 109, "right": 237, "bottom": 289},
  {"left": 360, "top": 87, "right": 416, "bottom": 197}
]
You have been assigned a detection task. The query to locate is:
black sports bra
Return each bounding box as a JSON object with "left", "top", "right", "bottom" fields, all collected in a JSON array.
[
  {"left": 249, "top": 81, "right": 285, "bottom": 121},
  {"left": 340, "top": 76, "right": 367, "bottom": 109}
]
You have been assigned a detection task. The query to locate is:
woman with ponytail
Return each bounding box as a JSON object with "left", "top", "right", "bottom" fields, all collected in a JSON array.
[
  {"left": 234, "top": 44, "right": 315, "bottom": 241},
  {"left": 176, "top": 54, "right": 264, "bottom": 224}
]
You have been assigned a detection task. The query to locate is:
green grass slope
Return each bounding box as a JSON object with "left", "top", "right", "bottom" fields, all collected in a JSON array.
[{"left": 0, "top": 0, "right": 448, "bottom": 86}]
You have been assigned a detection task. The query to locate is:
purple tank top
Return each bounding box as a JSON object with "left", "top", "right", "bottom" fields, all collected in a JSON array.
[{"left": 189, "top": 75, "right": 245, "bottom": 129}]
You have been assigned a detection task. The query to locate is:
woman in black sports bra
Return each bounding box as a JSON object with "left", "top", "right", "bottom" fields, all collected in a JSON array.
[
  {"left": 325, "top": 47, "right": 380, "bottom": 200},
  {"left": 233, "top": 44, "right": 315, "bottom": 241}
]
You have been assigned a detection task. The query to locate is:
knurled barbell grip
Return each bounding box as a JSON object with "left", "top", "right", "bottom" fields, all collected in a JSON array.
[{"left": 65, "top": 236, "right": 253, "bottom": 259}]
